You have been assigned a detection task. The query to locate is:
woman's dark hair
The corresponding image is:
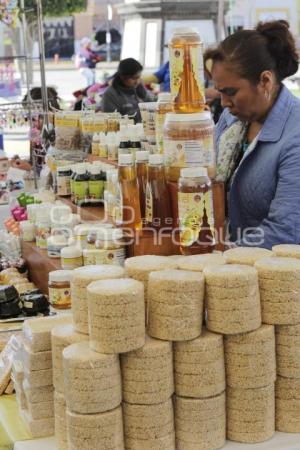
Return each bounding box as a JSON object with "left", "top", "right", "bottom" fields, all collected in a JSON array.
[
  {"left": 112, "top": 58, "right": 143, "bottom": 88},
  {"left": 204, "top": 20, "right": 299, "bottom": 84}
]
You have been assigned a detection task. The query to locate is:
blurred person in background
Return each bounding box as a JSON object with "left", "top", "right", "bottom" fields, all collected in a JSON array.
[
  {"left": 76, "top": 37, "right": 102, "bottom": 87},
  {"left": 101, "top": 58, "right": 155, "bottom": 122}
]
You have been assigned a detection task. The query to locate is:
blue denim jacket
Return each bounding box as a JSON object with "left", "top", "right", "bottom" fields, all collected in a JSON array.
[{"left": 215, "top": 85, "right": 300, "bottom": 249}]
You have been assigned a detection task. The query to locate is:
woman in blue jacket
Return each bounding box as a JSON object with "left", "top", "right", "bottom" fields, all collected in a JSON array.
[{"left": 204, "top": 20, "right": 300, "bottom": 249}]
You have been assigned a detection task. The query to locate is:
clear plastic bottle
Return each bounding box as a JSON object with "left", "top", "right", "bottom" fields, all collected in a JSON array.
[
  {"left": 136, "top": 150, "right": 149, "bottom": 223},
  {"left": 163, "top": 111, "right": 216, "bottom": 182},
  {"left": 146, "top": 154, "right": 172, "bottom": 229},
  {"left": 118, "top": 128, "right": 130, "bottom": 157},
  {"left": 99, "top": 132, "right": 108, "bottom": 158},
  {"left": 169, "top": 27, "right": 205, "bottom": 113},
  {"left": 116, "top": 154, "right": 142, "bottom": 230},
  {"left": 178, "top": 167, "right": 215, "bottom": 255},
  {"left": 129, "top": 125, "right": 142, "bottom": 160},
  {"left": 155, "top": 93, "right": 174, "bottom": 154}
]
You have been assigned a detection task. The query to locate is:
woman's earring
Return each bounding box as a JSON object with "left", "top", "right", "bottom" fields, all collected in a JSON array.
[{"left": 264, "top": 90, "right": 271, "bottom": 101}]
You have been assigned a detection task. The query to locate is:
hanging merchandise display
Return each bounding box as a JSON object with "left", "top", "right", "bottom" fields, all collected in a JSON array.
[
  {"left": 169, "top": 27, "right": 205, "bottom": 113},
  {"left": 178, "top": 167, "right": 215, "bottom": 254}
]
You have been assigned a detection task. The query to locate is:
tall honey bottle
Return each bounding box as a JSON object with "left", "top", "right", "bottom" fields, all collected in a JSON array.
[
  {"left": 116, "top": 153, "right": 142, "bottom": 230},
  {"left": 169, "top": 28, "right": 205, "bottom": 113},
  {"left": 136, "top": 150, "right": 149, "bottom": 223},
  {"left": 146, "top": 154, "right": 172, "bottom": 229},
  {"left": 178, "top": 167, "right": 215, "bottom": 255}
]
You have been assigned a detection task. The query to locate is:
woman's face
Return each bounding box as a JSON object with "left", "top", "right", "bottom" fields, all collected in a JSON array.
[
  {"left": 211, "top": 61, "right": 268, "bottom": 122},
  {"left": 121, "top": 71, "right": 142, "bottom": 89}
]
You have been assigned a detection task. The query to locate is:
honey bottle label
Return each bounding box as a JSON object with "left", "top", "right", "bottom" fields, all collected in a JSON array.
[
  {"left": 178, "top": 190, "right": 215, "bottom": 247},
  {"left": 145, "top": 183, "right": 153, "bottom": 223}
]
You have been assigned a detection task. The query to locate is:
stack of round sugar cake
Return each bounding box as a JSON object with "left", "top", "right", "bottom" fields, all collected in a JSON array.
[
  {"left": 51, "top": 323, "right": 88, "bottom": 393},
  {"left": 177, "top": 253, "right": 226, "bottom": 272},
  {"left": 147, "top": 270, "right": 204, "bottom": 341},
  {"left": 272, "top": 244, "right": 300, "bottom": 259},
  {"left": 225, "top": 325, "right": 276, "bottom": 388},
  {"left": 54, "top": 391, "right": 68, "bottom": 450},
  {"left": 87, "top": 278, "right": 145, "bottom": 354},
  {"left": 227, "top": 384, "right": 275, "bottom": 443},
  {"left": 175, "top": 393, "right": 226, "bottom": 450},
  {"left": 123, "top": 399, "right": 175, "bottom": 450},
  {"left": 276, "top": 376, "right": 300, "bottom": 432},
  {"left": 67, "top": 405, "right": 124, "bottom": 450},
  {"left": 276, "top": 324, "right": 300, "bottom": 378},
  {"left": 174, "top": 329, "right": 225, "bottom": 398},
  {"left": 63, "top": 342, "right": 122, "bottom": 414},
  {"left": 71, "top": 265, "right": 125, "bottom": 334},
  {"left": 204, "top": 265, "right": 261, "bottom": 334},
  {"left": 124, "top": 255, "right": 177, "bottom": 308},
  {"left": 121, "top": 336, "right": 173, "bottom": 405},
  {"left": 224, "top": 247, "right": 274, "bottom": 266},
  {"left": 255, "top": 257, "right": 300, "bottom": 324}
]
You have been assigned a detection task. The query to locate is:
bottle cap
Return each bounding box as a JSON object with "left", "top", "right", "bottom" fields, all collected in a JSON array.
[
  {"left": 172, "top": 27, "right": 200, "bottom": 36},
  {"left": 149, "top": 154, "right": 163, "bottom": 165},
  {"left": 90, "top": 165, "right": 101, "bottom": 175},
  {"left": 49, "top": 270, "right": 73, "bottom": 283},
  {"left": 157, "top": 93, "right": 174, "bottom": 103},
  {"left": 180, "top": 167, "right": 208, "bottom": 178},
  {"left": 75, "top": 165, "right": 87, "bottom": 175},
  {"left": 136, "top": 151, "right": 149, "bottom": 162},
  {"left": 61, "top": 246, "right": 83, "bottom": 259},
  {"left": 118, "top": 154, "right": 133, "bottom": 166}
]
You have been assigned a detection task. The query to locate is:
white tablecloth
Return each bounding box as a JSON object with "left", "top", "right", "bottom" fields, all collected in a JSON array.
[{"left": 13, "top": 433, "right": 300, "bottom": 450}]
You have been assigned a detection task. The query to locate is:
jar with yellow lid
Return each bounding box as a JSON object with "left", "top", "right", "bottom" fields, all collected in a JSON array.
[
  {"left": 48, "top": 270, "right": 73, "bottom": 309},
  {"left": 163, "top": 111, "right": 216, "bottom": 182}
]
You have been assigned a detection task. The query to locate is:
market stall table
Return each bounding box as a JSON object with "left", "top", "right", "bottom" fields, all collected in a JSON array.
[{"left": 13, "top": 433, "right": 300, "bottom": 450}]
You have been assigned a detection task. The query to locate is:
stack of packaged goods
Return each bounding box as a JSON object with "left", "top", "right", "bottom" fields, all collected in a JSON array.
[
  {"left": 70, "top": 265, "right": 125, "bottom": 334},
  {"left": 174, "top": 331, "right": 226, "bottom": 450},
  {"left": 14, "top": 315, "right": 72, "bottom": 437},
  {"left": 203, "top": 263, "right": 276, "bottom": 444},
  {"left": 51, "top": 324, "right": 89, "bottom": 450},
  {"left": 124, "top": 255, "right": 178, "bottom": 309},
  {"left": 255, "top": 253, "right": 300, "bottom": 434}
]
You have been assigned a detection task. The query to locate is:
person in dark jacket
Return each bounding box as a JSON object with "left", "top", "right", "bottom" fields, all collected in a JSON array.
[{"left": 101, "top": 58, "right": 155, "bottom": 122}]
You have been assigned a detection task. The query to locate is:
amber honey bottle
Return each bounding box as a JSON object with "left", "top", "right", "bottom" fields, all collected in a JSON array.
[
  {"left": 169, "top": 27, "right": 205, "bottom": 113},
  {"left": 146, "top": 154, "right": 172, "bottom": 229},
  {"left": 178, "top": 167, "right": 215, "bottom": 255},
  {"left": 136, "top": 151, "right": 149, "bottom": 223},
  {"left": 116, "top": 154, "right": 142, "bottom": 230}
]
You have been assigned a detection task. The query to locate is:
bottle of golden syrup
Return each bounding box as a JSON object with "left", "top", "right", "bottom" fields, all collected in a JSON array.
[
  {"left": 136, "top": 150, "right": 149, "bottom": 224},
  {"left": 169, "top": 28, "right": 205, "bottom": 113},
  {"left": 116, "top": 154, "right": 142, "bottom": 230},
  {"left": 178, "top": 167, "right": 215, "bottom": 255},
  {"left": 155, "top": 93, "right": 174, "bottom": 154},
  {"left": 146, "top": 154, "right": 172, "bottom": 229}
]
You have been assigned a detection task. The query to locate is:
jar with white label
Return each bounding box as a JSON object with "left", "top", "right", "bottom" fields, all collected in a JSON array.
[
  {"left": 47, "top": 235, "right": 68, "bottom": 258},
  {"left": 20, "top": 221, "right": 35, "bottom": 242},
  {"left": 57, "top": 166, "right": 72, "bottom": 196},
  {"left": 95, "top": 228, "right": 125, "bottom": 266},
  {"left": 163, "top": 111, "right": 215, "bottom": 182},
  {"left": 61, "top": 246, "right": 83, "bottom": 270},
  {"left": 48, "top": 270, "right": 73, "bottom": 309}
]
